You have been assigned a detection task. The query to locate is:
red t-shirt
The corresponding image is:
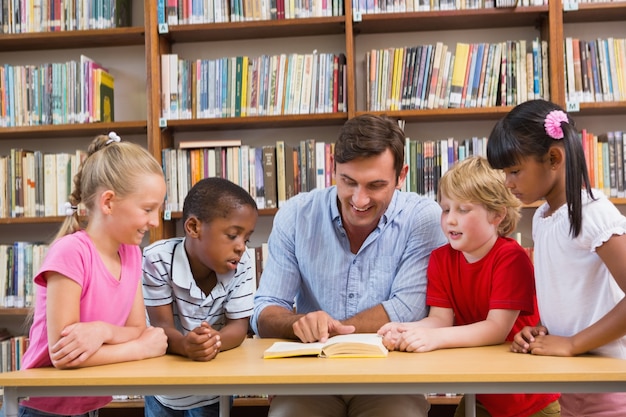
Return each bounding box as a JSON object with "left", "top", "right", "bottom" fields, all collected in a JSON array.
[{"left": 427, "top": 236, "right": 559, "bottom": 417}]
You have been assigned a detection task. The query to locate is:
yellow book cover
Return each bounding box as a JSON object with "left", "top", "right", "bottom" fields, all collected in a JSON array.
[
  {"left": 263, "top": 334, "right": 388, "bottom": 359},
  {"left": 449, "top": 42, "right": 470, "bottom": 108},
  {"left": 241, "top": 56, "right": 249, "bottom": 117},
  {"left": 596, "top": 135, "right": 604, "bottom": 192},
  {"left": 98, "top": 70, "right": 115, "bottom": 122},
  {"left": 390, "top": 47, "right": 401, "bottom": 110}
]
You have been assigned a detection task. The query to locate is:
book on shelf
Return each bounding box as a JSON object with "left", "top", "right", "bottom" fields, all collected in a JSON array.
[
  {"left": 284, "top": 143, "right": 296, "bottom": 203},
  {"left": 114, "top": 0, "right": 133, "bottom": 27},
  {"left": 263, "top": 334, "right": 388, "bottom": 359},
  {"left": 254, "top": 147, "right": 265, "bottom": 209},
  {"left": 276, "top": 141, "right": 287, "bottom": 206},
  {"left": 97, "top": 69, "right": 115, "bottom": 122},
  {"left": 262, "top": 145, "right": 277, "bottom": 209},
  {"left": 179, "top": 139, "right": 242, "bottom": 149},
  {"left": 449, "top": 42, "right": 469, "bottom": 108}
]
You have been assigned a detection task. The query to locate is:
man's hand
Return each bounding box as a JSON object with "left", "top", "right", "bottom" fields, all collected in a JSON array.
[{"left": 292, "top": 311, "right": 355, "bottom": 343}]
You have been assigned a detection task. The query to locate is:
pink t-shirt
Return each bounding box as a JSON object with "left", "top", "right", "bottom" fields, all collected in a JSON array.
[{"left": 21, "top": 230, "right": 141, "bottom": 415}]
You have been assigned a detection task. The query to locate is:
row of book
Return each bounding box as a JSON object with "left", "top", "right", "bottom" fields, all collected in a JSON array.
[
  {"left": 158, "top": 0, "right": 344, "bottom": 24},
  {"left": 582, "top": 130, "right": 626, "bottom": 199},
  {"left": 402, "top": 129, "right": 626, "bottom": 201},
  {"left": 366, "top": 39, "right": 550, "bottom": 111},
  {"left": 1, "top": 129, "right": 622, "bottom": 220},
  {"left": 403, "top": 136, "right": 488, "bottom": 199},
  {"left": 162, "top": 138, "right": 334, "bottom": 212},
  {"left": 0, "top": 333, "right": 29, "bottom": 372},
  {"left": 160, "top": 52, "right": 347, "bottom": 120},
  {"left": 352, "top": 0, "right": 546, "bottom": 14},
  {"left": 0, "top": 55, "right": 115, "bottom": 128},
  {"left": 1, "top": 0, "right": 132, "bottom": 34},
  {"left": 163, "top": 135, "right": 487, "bottom": 211},
  {"left": 0, "top": 150, "right": 86, "bottom": 218},
  {"left": 564, "top": 37, "right": 626, "bottom": 104},
  {"left": 0, "top": 242, "right": 48, "bottom": 309}
]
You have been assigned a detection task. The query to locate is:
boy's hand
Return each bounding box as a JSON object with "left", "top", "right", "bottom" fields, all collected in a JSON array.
[
  {"left": 377, "top": 322, "right": 404, "bottom": 351},
  {"left": 184, "top": 322, "right": 222, "bottom": 361},
  {"left": 510, "top": 325, "right": 548, "bottom": 353},
  {"left": 397, "top": 327, "right": 441, "bottom": 353}
]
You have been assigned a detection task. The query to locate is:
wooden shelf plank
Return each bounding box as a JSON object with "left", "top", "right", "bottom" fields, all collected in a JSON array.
[
  {"left": 163, "top": 17, "right": 346, "bottom": 43},
  {"left": 164, "top": 113, "right": 348, "bottom": 132},
  {"left": 353, "top": 7, "right": 548, "bottom": 34},
  {"left": 356, "top": 106, "right": 514, "bottom": 122},
  {"left": 0, "top": 121, "right": 147, "bottom": 140},
  {"left": 0, "top": 27, "right": 145, "bottom": 52},
  {"left": 0, "top": 308, "right": 32, "bottom": 316},
  {"left": 563, "top": 2, "right": 626, "bottom": 23},
  {"left": 577, "top": 101, "right": 626, "bottom": 116}
]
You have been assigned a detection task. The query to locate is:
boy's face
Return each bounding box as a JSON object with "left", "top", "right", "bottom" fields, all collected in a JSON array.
[
  {"left": 439, "top": 194, "right": 501, "bottom": 263},
  {"left": 185, "top": 205, "right": 258, "bottom": 277}
]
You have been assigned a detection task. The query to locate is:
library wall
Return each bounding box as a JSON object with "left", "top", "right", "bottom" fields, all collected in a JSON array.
[{"left": 1, "top": 2, "right": 625, "bottom": 412}]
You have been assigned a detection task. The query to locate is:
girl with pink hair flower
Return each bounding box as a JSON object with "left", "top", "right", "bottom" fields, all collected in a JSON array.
[{"left": 487, "top": 99, "right": 626, "bottom": 416}]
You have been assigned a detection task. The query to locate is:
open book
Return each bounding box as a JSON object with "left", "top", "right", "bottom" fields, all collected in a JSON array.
[{"left": 263, "top": 333, "right": 388, "bottom": 359}]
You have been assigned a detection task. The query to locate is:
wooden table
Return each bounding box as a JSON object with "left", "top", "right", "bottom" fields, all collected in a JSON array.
[{"left": 2, "top": 338, "right": 626, "bottom": 417}]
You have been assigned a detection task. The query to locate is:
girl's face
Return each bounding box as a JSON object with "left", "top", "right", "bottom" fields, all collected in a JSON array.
[
  {"left": 500, "top": 155, "right": 555, "bottom": 205},
  {"left": 187, "top": 204, "right": 258, "bottom": 276},
  {"left": 110, "top": 173, "right": 166, "bottom": 245},
  {"left": 439, "top": 194, "right": 501, "bottom": 263}
]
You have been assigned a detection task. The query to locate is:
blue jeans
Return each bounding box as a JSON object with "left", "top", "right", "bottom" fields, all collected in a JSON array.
[
  {"left": 0, "top": 405, "right": 98, "bottom": 417},
  {"left": 144, "top": 396, "right": 227, "bottom": 417}
]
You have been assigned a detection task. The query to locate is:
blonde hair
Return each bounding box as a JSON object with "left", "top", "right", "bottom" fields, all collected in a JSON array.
[
  {"left": 53, "top": 134, "right": 164, "bottom": 241},
  {"left": 437, "top": 156, "right": 521, "bottom": 237}
]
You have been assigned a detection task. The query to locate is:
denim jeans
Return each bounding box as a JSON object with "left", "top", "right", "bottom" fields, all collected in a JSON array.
[{"left": 143, "top": 396, "right": 226, "bottom": 417}]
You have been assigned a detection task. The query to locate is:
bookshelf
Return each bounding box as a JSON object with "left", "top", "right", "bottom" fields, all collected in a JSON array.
[
  {"left": 0, "top": 5, "right": 623, "bottom": 240},
  {"left": 142, "top": 0, "right": 626, "bottom": 247},
  {"left": 1, "top": 0, "right": 625, "bottom": 414},
  {"left": 0, "top": 1, "right": 148, "bottom": 332}
]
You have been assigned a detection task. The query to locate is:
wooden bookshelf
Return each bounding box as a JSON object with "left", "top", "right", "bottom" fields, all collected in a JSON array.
[{"left": 1, "top": 2, "right": 625, "bottom": 414}]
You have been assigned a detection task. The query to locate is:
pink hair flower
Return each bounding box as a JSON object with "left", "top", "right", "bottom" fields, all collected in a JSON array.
[{"left": 544, "top": 110, "right": 568, "bottom": 140}]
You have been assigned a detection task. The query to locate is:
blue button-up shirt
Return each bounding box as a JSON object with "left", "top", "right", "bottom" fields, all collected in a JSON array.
[{"left": 251, "top": 186, "right": 446, "bottom": 334}]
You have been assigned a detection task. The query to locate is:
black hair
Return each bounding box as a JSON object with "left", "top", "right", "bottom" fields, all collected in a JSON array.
[
  {"left": 487, "top": 99, "right": 593, "bottom": 237},
  {"left": 334, "top": 114, "right": 405, "bottom": 180},
  {"left": 182, "top": 177, "right": 257, "bottom": 223}
]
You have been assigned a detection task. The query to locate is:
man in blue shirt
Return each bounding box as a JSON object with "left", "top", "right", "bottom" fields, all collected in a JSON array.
[{"left": 251, "top": 114, "right": 447, "bottom": 417}]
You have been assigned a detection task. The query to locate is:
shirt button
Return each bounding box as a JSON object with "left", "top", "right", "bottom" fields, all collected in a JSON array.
[
  {"left": 348, "top": 293, "right": 354, "bottom": 298},
  {"left": 352, "top": 260, "right": 357, "bottom": 264}
]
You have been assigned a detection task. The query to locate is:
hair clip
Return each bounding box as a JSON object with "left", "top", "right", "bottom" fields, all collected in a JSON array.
[
  {"left": 105, "top": 131, "right": 121, "bottom": 145},
  {"left": 64, "top": 202, "right": 78, "bottom": 216},
  {"left": 544, "top": 110, "right": 568, "bottom": 140}
]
